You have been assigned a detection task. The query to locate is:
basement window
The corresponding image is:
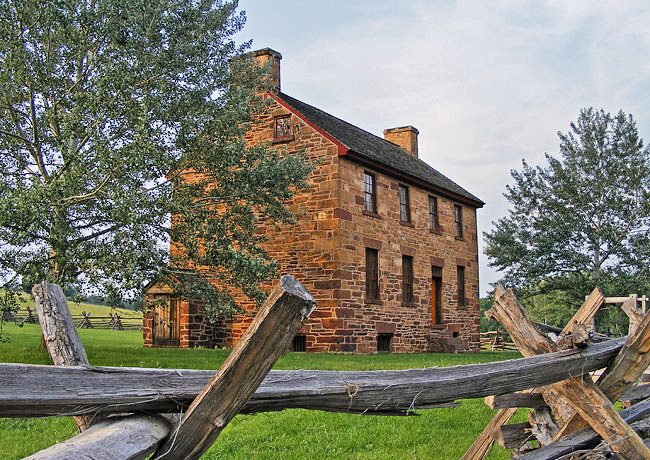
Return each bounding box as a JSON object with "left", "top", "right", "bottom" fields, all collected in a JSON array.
[
  {"left": 291, "top": 334, "right": 307, "bottom": 352},
  {"left": 377, "top": 333, "right": 392, "bottom": 353}
]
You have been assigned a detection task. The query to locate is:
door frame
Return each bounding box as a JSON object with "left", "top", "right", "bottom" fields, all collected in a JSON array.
[{"left": 431, "top": 266, "right": 443, "bottom": 325}]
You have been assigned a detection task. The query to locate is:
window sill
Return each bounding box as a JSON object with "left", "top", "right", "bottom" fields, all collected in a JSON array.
[
  {"left": 272, "top": 135, "right": 295, "bottom": 144},
  {"left": 365, "top": 298, "right": 383, "bottom": 305},
  {"left": 399, "top": 220, "right": 414, "bottom": 228},
  {"left": 430, "top": 229, "right": 443, "bottom": 235},
  {"left": 401, "top": 301, "right": 417, "bottom": 307},
  {"left": 457, "top": 303, "right": 467, "bottom": 309},
  {"left": 430, "top": 324, "right": 446, "bottom": 330},
  {"left": 455, "top": 236, "right": 465, "bottom": 241},
  {"left": 363, "top": 210, "right": 381, "bottom": 219}
]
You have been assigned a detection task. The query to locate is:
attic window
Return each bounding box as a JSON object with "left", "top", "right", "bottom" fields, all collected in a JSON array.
[{"left": 274, "top": 115, "right": 292, "bottom": 139}]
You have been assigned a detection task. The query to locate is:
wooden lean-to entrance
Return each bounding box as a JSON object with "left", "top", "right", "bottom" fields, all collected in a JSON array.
[
  {"left": 152, "top": 295, "right": 180, "bottom": 346},
  {"left": 431, "top": 266, "right": 442, "bottom": 324}
]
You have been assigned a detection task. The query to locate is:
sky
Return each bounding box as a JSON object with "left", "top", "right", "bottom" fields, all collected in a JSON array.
[{"left": 233, "top": 0, "right": 650, "bottom": 296}]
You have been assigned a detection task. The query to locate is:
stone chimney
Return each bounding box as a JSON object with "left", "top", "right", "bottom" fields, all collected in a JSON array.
[
  {"left": 252, "top": 48, "right": 282, "bottom": 92},
  {"left": 384, "top": 126, "right": 419, "bottom": 157}
]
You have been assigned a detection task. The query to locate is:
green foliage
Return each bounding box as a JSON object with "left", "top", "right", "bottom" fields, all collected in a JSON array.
[
  {"left": 0, "top": 0, "right": 311, "bottom": 317},
  {"left": 518, "top": 289, "right": 578, "bottom": 328},
  {"left": 0, "top": 287, "right": 23, "bottom": 343},
  {"left": 479, "top": 297, "right": 496, "bottom": 332},
  {"left": 484, "top": 108, "right": 650, "bottom": 330}
]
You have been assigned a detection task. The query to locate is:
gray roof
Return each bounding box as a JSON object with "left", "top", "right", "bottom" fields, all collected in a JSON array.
[{"left": 276, "top": 92, "right": 484, "bottom": 207}]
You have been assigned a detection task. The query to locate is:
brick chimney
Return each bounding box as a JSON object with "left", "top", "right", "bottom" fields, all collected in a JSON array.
[
  {"left": 252, "top": 48, "right": 282, "bottom": 92},
  {"left": 384, "top": 126, "right": 419, "bottom": 158}
]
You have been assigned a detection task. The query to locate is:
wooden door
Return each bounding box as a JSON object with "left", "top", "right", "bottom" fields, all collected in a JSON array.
[
  {"left": 152, "top": 295, "right": 180, "bottom": 346},
  {"left": 431, "top": 267, "right": 442, "bottom": 325}
]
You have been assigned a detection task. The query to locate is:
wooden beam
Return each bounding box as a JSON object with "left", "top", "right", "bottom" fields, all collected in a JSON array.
[
  {"left": 622, "top": 383, "right": 650, "bottom": 403},
  {"left": 23, "top": 415, "right": 171, "bottom": 460},
  {"left": 621, "top": 295, "right": 643, "bottom": 336},
  {"left": 32, "top": 282, "right": 93, "bottom": 431},
  {"left": 461, "top": 284, "right": 590, "bottom": 460},
  {"left": 560, "top": 287, "right": 604, "bottom": 336},
  {"left": 0, "top": 337, "right": 627, "bottom": 418},
  {"left": 460, "top": 407, "right": 518, "bottom": 460},
  {"left": 152, "top": 274, "right": 316, "bottom": 460},
  {"left": 527, "top": 408, "right": 558, "bottom": 446},
  {"left": 493, "top": 422, "right": 532, "bottom": 449},
  {"left": 489, "top": 288, "right": 650, "bottom": 459},
  {"left": 484, "top": 392, "right": 547, "bottom": 410},
  {"left": 554, "top": 306, "right": 650, "bottom": 439},
  {"left": 513, "top": 397, "right": 650, "bottom": 460}
]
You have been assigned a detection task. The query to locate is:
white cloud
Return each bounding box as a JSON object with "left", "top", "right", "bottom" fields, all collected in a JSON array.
[{"left": 236, "top": 0, "right": 650, "bottom": 294}]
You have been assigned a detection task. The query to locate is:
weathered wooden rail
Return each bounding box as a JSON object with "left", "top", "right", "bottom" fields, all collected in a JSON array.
[{"left": 0, "top": 336, "right": 628, "bottom": 418}]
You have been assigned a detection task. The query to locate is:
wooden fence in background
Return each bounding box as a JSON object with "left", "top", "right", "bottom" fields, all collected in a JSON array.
[{"left": 4, "top": 308, "right": 142, "bottom": 330}]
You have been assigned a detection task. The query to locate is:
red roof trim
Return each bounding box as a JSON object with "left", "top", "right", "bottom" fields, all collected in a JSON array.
[
  {"left": 343, "top": 151, "right": 484, "bottom": 208},
  {"left": 268, "top": 92, "right": 349, "bottom": 156}
]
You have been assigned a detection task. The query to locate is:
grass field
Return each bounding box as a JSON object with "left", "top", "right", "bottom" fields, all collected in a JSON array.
[
  {"left": 0, "top": 323, "right": 525, "bottom": 459},
  {"left": 11, "top": 291, "right": 142, "bottom": 318}
]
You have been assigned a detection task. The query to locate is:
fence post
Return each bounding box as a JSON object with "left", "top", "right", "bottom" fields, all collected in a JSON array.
[
  {"left": 32, "top": 282, "right": 94, "bottom": 432},
  {"left": 153, "top": 275, "right": 316, "bottom": 460}
]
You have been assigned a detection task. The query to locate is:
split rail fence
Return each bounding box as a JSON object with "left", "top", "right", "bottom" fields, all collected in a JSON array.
[
  {"left": 480, "top": 330, "right": 517, "bottom": 351},
  {"left": 2, "top": 280, "right": 650, "bottom": 459},
  {"left": 5, "top": 307, "right": 142, "bottom": 330}
]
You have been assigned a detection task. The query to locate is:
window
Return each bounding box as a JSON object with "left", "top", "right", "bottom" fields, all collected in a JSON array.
[
  {"left": 377, "top": 333, "right": 392, "bottom": 353},
  {"left": 428, "top": 196, "right": 440, "bottom": 232},
  {"left": 402, "top": 255, "right": 414, "bottom": 303},
  {"left": 457, "top": 265, "right": 466, "bottom": 306},
  {"left": 365, "top": 248, "right": 379, "bottom": 300},
  {"left": 274, "top": 115, "right": 292, "bottom": 139},
  {"left": 291, "top": 334, "right": 306, "bottom": 352},
  {"left": 454, "top": 205, "right": 463, "bottom": 239},
  {"left": 399, "top": 185, "right": 411, "bottom": 223},
  {"left": 364, "top": 172, "right": 377, "bottom": 213}
]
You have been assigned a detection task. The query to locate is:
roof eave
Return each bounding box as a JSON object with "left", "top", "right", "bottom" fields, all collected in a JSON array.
[
  {"left": 269, "top": 91, "right": 484, "bottom": 209},
  {"left": 344, "top": 150, "right": 485, "bottom": 208}
]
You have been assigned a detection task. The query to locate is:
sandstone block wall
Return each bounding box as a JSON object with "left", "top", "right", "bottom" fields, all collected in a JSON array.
[
  {"left": 144, "top": 93, "right": 480, "bottom": 353},
  {"left": 335, "top": 160, "right": 480, "bottom": 353}
]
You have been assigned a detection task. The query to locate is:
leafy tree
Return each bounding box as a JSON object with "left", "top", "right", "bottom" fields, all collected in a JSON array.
[
  {"left": 0, "top": 0, "right": 311, "bottom": 316},
  {"left": 485, "top": 108, "right": 650, "bottom": 326}
]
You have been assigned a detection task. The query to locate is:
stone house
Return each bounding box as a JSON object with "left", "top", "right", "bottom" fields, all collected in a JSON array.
[{"left": 143, "top": 48, "right": 484, "bottom": 353}]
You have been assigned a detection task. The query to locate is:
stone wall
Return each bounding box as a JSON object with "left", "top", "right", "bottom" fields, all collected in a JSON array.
[
  {"left": 218, "top": 94, "right": 344, "bottom": 351},
  {"left": 335, "top": 159, "right": 480, "bottom": 353},
  {"left": 218, "top": 94, "right": 480, "bottom": 353}
]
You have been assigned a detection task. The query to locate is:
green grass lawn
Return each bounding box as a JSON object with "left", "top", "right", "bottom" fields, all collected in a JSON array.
[
  {"left": 0, "top": 323, "right": 525, "bottom": 459},
  {"left": 11, "top": 290, "right": 142, "bottom": 318}
]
